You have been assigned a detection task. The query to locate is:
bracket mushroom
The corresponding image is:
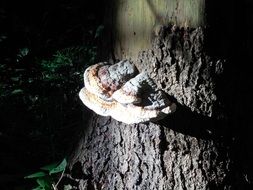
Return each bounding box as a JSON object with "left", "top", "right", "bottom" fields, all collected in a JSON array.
[{"left": 79, "top": 60, "right": 176, "bottom": 124}]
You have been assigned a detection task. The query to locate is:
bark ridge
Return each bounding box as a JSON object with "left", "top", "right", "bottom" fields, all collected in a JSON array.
[{"left": 135, "top": 26, "right": 223, "bottom": 117}]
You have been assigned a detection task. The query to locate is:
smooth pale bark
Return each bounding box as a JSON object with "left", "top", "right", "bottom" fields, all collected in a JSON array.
[{"left": 112, "top": 0, "right": 205, "bottom": 60}]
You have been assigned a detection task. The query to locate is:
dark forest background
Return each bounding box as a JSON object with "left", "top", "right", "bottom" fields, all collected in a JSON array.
[
  {"left": 1, "top": 0, "right": 253, "bottom": 189},
  {"left": 0, "top": 0, "right": 105, "bottom": 189}
]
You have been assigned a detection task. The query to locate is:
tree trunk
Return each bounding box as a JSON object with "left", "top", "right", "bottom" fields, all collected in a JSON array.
[
  {"left": 60, "top": 1, "right": 240, "bottom": 189},
  {"left": 111, "top": 0, "right": 205, "bottom": 61}
]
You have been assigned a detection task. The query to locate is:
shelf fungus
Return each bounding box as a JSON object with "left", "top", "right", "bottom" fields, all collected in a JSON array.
[{"left": 79, "top": 60, "right": 176, "bottom": 124}]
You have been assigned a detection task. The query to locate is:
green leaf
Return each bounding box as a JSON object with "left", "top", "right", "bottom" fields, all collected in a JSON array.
[
  {"left": 19, "top": 48, "right": 29, "bottom": 57},
  {"left": 95, "top": 25, "right": 104, "bottom": 38},
  {"left": 32, "top": 186, "right": 44, "bottom": 190},
  {"left": 24, "top": 171, "right": 47, "bottom": 179},
  {"left": 10, "top": 77, "right": 20, "bottom": 82},
  {"left": 17, "top": 48, "right": 29, "bottom": 62},
  {"left": 49, "top": 158, "right": 67, "bottom": 175},
  {"left": 36, "top": 178, "right": 51, "bottom": 189},
  {"left": 11, "top": 89, "right": 23, "bottom": 95},
  {"left": 40, "top": 163, "right": 58, "bottom": 171}
]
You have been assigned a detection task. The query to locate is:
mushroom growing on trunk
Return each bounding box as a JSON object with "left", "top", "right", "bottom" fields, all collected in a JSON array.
[{"left": 79, "top": 60, "right": 176, "bottom": 124}]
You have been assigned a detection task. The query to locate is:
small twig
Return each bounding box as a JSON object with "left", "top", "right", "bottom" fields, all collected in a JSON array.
[
  {"left": 63, "top": 173, "right": 79, "bottom": 182},
  {"left": 52, "top": 168, "right": 65, "bottom": 190}
]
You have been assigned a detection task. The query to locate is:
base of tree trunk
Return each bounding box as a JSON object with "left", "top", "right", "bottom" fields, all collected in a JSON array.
[
  {"left": 62, "top": 113, "right": 232, "bottom": 190},
  {"left": 60, "top": 26, "right": 235, "bottom": 190}
]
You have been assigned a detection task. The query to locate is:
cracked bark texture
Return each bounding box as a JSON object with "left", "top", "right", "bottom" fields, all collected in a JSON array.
[
  {"left": 61, "top": 27, "right": 232, "bottom": 190},
  {"left": 135, "top": 26, "right": 223, "bottom": 117},
  {"left": 64, "top": 113, "right": 231, "bottom": 190}
]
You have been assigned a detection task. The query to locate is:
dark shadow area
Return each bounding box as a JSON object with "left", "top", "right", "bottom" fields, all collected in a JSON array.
[
  {"left": 206, "top": 0, "right": 253, "bottom": 189},
  {"left": 158, "top": 104, "right": 228, "bottom": 141},
  {"left": 0, "top": 0, "right": 105, "bottom": 189}
]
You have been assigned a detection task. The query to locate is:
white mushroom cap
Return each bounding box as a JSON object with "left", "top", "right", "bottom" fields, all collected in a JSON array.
[
  {"left": 79, "top": 61, "right": 176, "bottom": 124},
  {"left": 79, "top": 87, "right": 176, "bottom": 124},
  {"left": 111, "top": 73, "right": 147, "bottom": 104}
]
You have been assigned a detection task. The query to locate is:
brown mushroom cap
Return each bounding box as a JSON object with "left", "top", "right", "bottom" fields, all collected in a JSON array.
[{"left": 84, "top": 60, "right": 137, "bottom": 101}]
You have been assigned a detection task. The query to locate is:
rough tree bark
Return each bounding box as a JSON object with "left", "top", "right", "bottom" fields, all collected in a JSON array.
[{"left": 60, "top": 0, "right": 238, "bottom": 189}]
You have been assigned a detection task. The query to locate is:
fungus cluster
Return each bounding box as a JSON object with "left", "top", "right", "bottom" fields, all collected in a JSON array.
[{"left": 79, "top": 60, "right": 176, "bottom": 124}]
